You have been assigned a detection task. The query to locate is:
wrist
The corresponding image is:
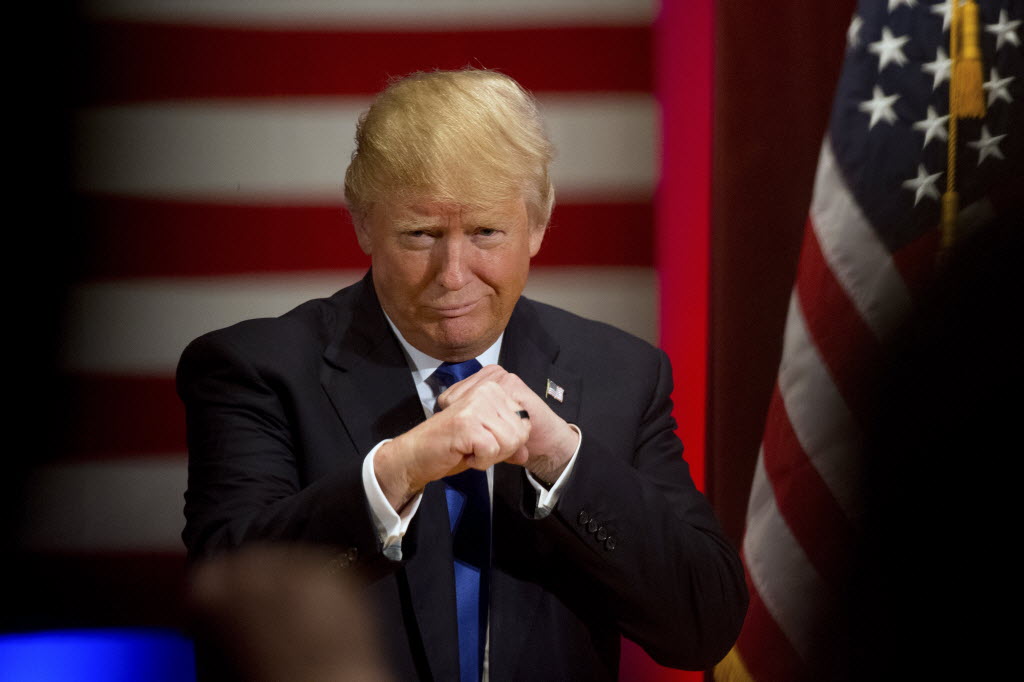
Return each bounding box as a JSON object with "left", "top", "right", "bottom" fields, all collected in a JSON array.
[
  {"left": 374, "top": 439, "right": 421, "bottom": 512},
  {"left": 527, "top": 422, "right": 579, "bottom": 485}
]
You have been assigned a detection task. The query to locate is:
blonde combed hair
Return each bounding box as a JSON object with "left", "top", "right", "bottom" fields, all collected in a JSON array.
[{"left": 344, "top": 69, "right": 555, "bottom": 227}]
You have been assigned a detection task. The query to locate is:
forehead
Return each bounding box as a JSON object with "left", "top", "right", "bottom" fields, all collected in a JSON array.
[{"left": 376, "top": 196, "right": 529, "bottom": 228}]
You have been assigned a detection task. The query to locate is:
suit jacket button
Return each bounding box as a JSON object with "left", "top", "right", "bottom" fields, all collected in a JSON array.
[
  {"left": 596, "top": 527, "right": 608, "bottom": 542},
  {"left": 587, "top": 519, "right": 599, "bottom": 533},
  {"left": 577, "top": 510, "right": 590, "bottom": 526},
  {"left": 604, "top": 536, "right": 617, "bottom": 551}
]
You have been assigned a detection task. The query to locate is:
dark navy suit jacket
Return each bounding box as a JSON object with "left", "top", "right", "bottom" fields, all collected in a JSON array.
[{"left": 178, "top": 273, "right": 747, "bottom": 681}]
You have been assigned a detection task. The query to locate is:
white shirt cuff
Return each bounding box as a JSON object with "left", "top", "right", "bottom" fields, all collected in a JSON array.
[
  {"left": 524, "top": 424, "right": 582, "bottom": 519},
  {"left": 362, "top": 439, "right": 424, "bottom": 560}
]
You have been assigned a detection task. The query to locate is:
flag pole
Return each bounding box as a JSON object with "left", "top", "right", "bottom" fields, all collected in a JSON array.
[{"left": 942, "top": 0, "right": 986, "bottom": 253}]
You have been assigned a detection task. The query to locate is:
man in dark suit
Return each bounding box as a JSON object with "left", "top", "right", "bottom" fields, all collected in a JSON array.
[{"left": 179, "top": 69, "right": 747, "bottom": 681}]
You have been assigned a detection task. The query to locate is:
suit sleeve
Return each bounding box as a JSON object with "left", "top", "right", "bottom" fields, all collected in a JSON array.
[
  {"left": 177, "top": 330, "right": 387, "bottom": 569},
  {"left": 533, "top": 348, "right": 748, "bottom": 670}
]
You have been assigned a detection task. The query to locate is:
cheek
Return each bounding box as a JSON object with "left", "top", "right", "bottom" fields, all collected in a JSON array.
[
  {"left": 478, "top": 253, "right": 531, "bottom": 301},
  {"left": 378, "top": 250, "right": 431, "bottom": 290}
]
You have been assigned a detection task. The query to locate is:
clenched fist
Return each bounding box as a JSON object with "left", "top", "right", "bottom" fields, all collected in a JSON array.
[
  {"left": 374, "top": 371, "right": 531, "bottom": 511},
  {"left": 438, "top": 365, "right": 579, "bottom": 485}
]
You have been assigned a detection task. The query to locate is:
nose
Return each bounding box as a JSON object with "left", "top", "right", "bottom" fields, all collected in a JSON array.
[{"left": 436, "top": 233, "right": 471, "bottom": 291}]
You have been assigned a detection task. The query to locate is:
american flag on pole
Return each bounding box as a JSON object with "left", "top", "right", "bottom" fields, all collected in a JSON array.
[{"left": 716, "top": 1, "right": 1022, "bottom": 680}]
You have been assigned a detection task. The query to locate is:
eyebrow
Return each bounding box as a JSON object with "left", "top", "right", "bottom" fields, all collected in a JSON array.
[
  {"left": 392, "top": 216, "right": 444, "bottom": 230},
  {"left": 391, "top": 211, "right": 513, "bottom": 231}
]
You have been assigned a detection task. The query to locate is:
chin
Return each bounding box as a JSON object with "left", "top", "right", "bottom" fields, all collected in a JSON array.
[{"left": 433, "top": 318, "right": 499, "bottom": 357}]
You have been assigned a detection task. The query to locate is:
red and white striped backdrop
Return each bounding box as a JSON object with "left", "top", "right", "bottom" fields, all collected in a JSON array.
[{"left": 24, "top": 0, "right": 666, "bottom": 639}]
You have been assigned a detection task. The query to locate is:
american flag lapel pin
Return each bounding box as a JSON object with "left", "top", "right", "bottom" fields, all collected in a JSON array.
[{"left": 546, "top": 378, "right": 565, "bottom": 403}]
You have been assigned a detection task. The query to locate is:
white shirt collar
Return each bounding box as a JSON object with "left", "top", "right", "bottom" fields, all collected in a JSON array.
[{"left": 382, "top": 313, "right": 503, "bottom": 414}]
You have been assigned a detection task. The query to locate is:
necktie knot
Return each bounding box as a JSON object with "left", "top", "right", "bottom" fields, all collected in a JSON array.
[{"left": 430, "top": 359, "right": 483, "bottom": 393}]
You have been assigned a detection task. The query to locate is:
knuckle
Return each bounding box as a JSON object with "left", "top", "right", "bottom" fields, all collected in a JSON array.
[
  {"left": 481, "top": 380, "right": 504, "bottom": 398},
  {"left": 480, "top": 437, "right": 500, "bottom": 461},
  {"left": 451, "top": 409, "right": 476, "bottom": 430}
]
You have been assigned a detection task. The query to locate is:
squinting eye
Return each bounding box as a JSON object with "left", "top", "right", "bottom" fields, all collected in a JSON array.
[{"left": 477, "top": 227, "right": 497, "bottom": 237}]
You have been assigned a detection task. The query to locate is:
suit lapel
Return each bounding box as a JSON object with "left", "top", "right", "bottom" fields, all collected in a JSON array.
[
  {"left": 489, "top": 299, "right": 581, "bottom": 679},
  {"left": 320, "top": 275, "right": 460, "bottom": 680},
  {"left": 500, "top": 298, "right": 581, "bottom": 431},
  {"left": 320, "top": 276, "right": 424, "bottom": 455}
]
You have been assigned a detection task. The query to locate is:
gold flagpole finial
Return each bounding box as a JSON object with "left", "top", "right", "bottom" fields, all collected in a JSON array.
[
  {"left": 952, "top": 0, "right": 987, "bottom": 119},
  {"left": 941, "top": 0, "right": 987, "bottom": 255}
]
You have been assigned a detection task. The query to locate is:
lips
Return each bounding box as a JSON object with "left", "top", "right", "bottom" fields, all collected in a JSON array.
[{"left": 432, "top": 299, "right": 480, "bottom": 317}]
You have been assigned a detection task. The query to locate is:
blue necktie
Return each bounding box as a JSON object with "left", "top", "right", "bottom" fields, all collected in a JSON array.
[{"left": 431, "top": 359, "right": 489, "bottom": 682}]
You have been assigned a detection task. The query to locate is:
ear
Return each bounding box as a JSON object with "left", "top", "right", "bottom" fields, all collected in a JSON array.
[
  {"left": 528, "top": 223, "right": 546, "bottom": 258},
  {"left": 353, "top": 214, "right": 373, "bottom": 255}
]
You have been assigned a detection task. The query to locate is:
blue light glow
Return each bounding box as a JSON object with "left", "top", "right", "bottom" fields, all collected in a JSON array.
[{"left": 0, "top": 629, "right": 195, "bottom": 682}]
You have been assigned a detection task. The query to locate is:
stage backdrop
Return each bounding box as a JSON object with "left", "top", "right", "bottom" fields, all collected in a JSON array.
[{"left": 11, "top": 1, "right": 712, "bottom": 681}]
